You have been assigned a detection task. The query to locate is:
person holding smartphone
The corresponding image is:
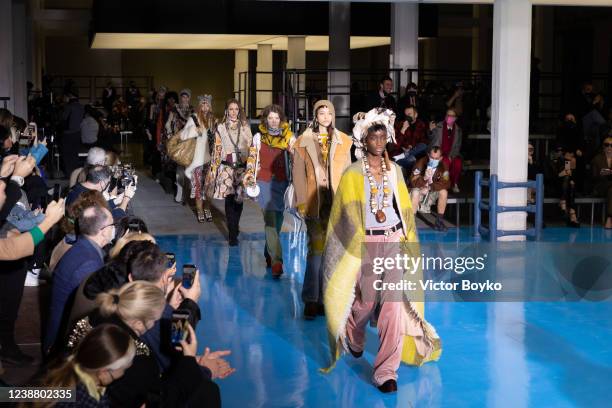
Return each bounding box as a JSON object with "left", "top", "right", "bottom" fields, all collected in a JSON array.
[
  {"left": 555, "top": 149, "right": 580, "bottom": 227},
  {"left": 591, "top": 136, "right": 612, "bottom": 228}
]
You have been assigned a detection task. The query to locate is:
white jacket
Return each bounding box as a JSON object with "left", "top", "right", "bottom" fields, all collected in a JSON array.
[{"left": 180, "top": 116, "right": 211, "bottom": 179}]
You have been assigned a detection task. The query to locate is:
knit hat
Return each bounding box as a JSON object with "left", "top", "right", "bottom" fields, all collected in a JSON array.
[
  {"left": 312, "top": 99, "right": 336, "bottom": 127},
  {"left": 179, "top": 88, "right": 192, "bottom": 98},
  {"left": 197, "top": 94, "right": 212, "bottom": 106}
]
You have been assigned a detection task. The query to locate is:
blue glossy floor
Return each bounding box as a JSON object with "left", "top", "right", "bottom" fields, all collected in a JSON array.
[{"left": 155, "top": 226, "right": 612, "bottom": 408}]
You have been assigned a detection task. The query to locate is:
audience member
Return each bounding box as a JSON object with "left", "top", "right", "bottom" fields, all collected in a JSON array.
[
  {"left": 591, "top": 136, "right": 612, "bottom": 229},
  {"left": 390, "top": 105, "right": 429, "bottom": 171},
  {"left": 69, "top": 147, "right": 106, "bottom": 188},
  {"left": 45, "top": 203, "right": 115, "bottom": 352},
  {"left": 366, "top": 76, "right": 396, "bottom": 112},
  {"left": 429, "top": 108, "right": 463, "bottom": 193},
  {"left": 39, "top": 324, "right": 136, "bottom": 408},
  {"left": 410, "top": 146, "right": 451, "bottom": 231}
]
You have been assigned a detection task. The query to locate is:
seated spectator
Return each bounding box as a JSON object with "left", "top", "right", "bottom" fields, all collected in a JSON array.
[
  {"left": 410, "top": 146, "right": 451, "bottom": 231},
  {"left": 390, "top": 105, "right": 429, "bottom": 171},
  {"left": 39, "top": 324, "right": 136, "bottom": 408},
  {"left": 556, "top": 113, "right": 585, "bottom": 157},
  {"left": 60, "top": 92, "right": 85, "bottom": 178},
  {"left": 397, "top": 82, "right": 421, "bottom": 119},
  {"left": 66, "top": 281, "right": 220, "bottom": 407},
  {"left": 80, "top": 105, "right": 100, "bottom": 148},
  {"left": 45, "top": 203, "right": 115, "bottom": 352},
  {"left": 366, "top": 76, "right": 397, "bottom": 112},
  {"left": 429, "top": 108, "right": 463, "bottom": 193},
  {"left": 591, "top": 136, "right": 612, "bottom": 229},
  {"left": 49, "top": 190, "right": 110, "bottom": 273},
  {"left": 69, "top": 146, "right": 106, "bottom": 188},
  {"left": 527, "top": 142, "right": 545, "bottom": 203},
  {"left": 554, "top": 149, "right": 580, "bottom": 228}
]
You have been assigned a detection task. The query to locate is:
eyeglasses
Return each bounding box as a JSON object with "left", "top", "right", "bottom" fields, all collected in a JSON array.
[{"left": 604, "top": 143, "right": 612, "bottom": 147}]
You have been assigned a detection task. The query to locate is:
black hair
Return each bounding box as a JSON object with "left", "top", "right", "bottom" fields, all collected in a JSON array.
[
  {"left": 380, "top": 76, "right": 393, "bottom": 85},
  {"left": 0, "top": 126, "right": 9, "bottom": 144},
  {"left": 115, "top": 216, "right": 148, "bottom": 240},
  {"left": 128, "top": 242, "right": 166, "bottom": 282},
  {"left": 366, "top": 123, "right": 387, "bottom": 137},
  {"left": 85, "top": 165, "right": 112, "bottom": 184},
  {"left": 428, "top": 145, "right": 442, "bottom": 155},
  {"left": 404, "top": 104, "right": 418, "bottom": 114}
]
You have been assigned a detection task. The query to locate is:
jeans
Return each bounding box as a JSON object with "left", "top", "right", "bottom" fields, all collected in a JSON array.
[{"left": 394, "top": 143, "right": 428, "bottom": 169}]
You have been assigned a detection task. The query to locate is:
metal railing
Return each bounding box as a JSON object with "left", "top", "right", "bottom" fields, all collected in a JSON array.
[{"left": 47, "top": 75, "right": 155, "bottom": 105}]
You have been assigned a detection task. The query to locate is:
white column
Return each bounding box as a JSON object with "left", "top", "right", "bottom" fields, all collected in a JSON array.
[
  {"left": 13, "top": 0, "right": 27, "bottom": 118},
  {"left": 390, "top": 3, "right": 418, "bottom": 89},
  {"left": 490, "top": 0, "right": 532, "bottom": 241},
  {"left": 328, "top": 1, "right": 350, "bottom": 131},
  {"left": 234, "top": 49, "right": 249, "bottom": 114},
  {"left": 0, "top": 0, "right": 14, "bottom": 112},
  {"left": 287, "top": 36, "right": 306, "bottom": 126},
  {"left": 256, "top": 44, "right": 273, "bottom": 116}
]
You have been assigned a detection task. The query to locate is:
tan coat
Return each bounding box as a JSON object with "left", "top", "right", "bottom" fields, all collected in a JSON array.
[{"left": 292, "top": 128, "right": 353, "bottom": 218}]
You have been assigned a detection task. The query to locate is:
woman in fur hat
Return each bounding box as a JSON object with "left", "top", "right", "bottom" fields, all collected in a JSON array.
[
  {"left": 180, "top": 95, "right": 216, "bottom": 222},
  {"left": 320, "top": 108, "right": 441, "bottom": 393},
  {"left": 208, "top": 98, "right": 253, "bottom": 246},
  {"left": 166, "top": 88, "right": 194, "bottom": 203},
  {"left": 292, "top": 100, "right": 353, "bottom": 319}
]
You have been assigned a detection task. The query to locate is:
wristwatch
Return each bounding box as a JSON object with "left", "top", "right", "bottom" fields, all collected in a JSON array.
[{"left": 10, "top": 175, "right": 24, "bottom": 187}]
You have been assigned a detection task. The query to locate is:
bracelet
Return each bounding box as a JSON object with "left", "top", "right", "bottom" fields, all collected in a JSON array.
[{"left": 29, "top": 226, "right": 45, "bottom": 246}]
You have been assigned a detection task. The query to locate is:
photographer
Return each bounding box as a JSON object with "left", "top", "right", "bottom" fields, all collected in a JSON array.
[{"left": 65, "top": 164, "right": 136, "bottom": 219}]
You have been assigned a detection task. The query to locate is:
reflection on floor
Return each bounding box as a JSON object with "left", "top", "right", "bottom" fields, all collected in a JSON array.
[{"left": 156, "top": 227, "right": 612, "bottom": 408}]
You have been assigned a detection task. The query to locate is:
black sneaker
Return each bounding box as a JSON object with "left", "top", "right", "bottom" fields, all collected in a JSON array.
[{"left": 0, "top": 347, "right": 35, "bottom": 365}]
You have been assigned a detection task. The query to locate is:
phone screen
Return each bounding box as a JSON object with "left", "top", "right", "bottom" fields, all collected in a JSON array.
[
  {"left": 171, "top": 311, "right": 190, "bottom": 345},
  {"left": 182, "top": 264, "right": 196, "bottom": 289},
  {"left": 165, "top": 253, "right": 176, "bottom": 269},
  {"left": 52, "top": 184, "right": 61, "bottom": 202}
]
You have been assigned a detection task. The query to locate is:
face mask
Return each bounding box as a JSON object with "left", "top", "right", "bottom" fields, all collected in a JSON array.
[
  {"left": 446, "top": 116, "right": 457, "bottom": 126},
  {"left": 406, "top": 116, "right": 414, "bottom": 124},
  {"left": 428, "top": 159, "right": 440, "bottom": 168}
]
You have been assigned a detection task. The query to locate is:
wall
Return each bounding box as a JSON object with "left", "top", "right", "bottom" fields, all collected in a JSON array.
[
  {"left": 46, "top": 35, "right": 122, "bottom": 77},
  {"left": 121, "top": 50, "right": 235, "bottom": 116}
]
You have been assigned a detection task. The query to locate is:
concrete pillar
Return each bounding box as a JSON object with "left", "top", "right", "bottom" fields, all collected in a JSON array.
[
  {"left": 13, "top": 0, "right": 27, "bottom": 118},
  {"left": 490, "top": 0, "right": 532, "bottom": 241},
  {"left": 287, "top": 36, "right": 306, "bottom": 126},
  {"left": 256, "top": 44, "right": 273, "bottom": 116},
  {"left": 390, "top": 3, "right": 418, "bottom": 89},
  {"left": 328, "top": 1, "right": 350, "bottom": 131},
  {"left": 234, "top": 49, "right": 249, "bottom": 115},
  {"left": 471, "top": 5, "right": 480, "bottom": 72},
  {"left": 0, "top": 0, "right": 14, "bottom": 112}
]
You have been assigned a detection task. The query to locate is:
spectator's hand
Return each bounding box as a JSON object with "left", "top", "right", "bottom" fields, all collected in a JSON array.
[
  {"left": 429, "top": 121, "right": 437, "bottom": 131},
  {"left": 0, "top": 181, "right": 5, "bottom": 208},
  {"left": 168, "top": 282, "right": 183, "bottom": 309},
  {"left": 576, "top": 149, "right": 582, "bottom": 157},
  {"left": 13, "top": 155, "right": 36, "bottom": 178},
  {"left": 400, "top": 121, "right": 409, "bottom": 134},
  {"left": 178, "top": 269, "right": 201, "bottom": 303},
  {"left": 177, "top": 323, "right": 198, "bottom": 357},
  {"left": 40, "top": 137, "right": 47, "bottom": 147},
  {"left": 559, "top": 169, "right": 571, "bottom": 177},
  {"left": 594, "top": 94, "right": 603, "bottom": 105},
  {"left": 44, "top": 199, "right": 66, "bottom": 226},
  {"left": 0, "top": 155, "right": 18, "bottom": 178},
  {"left": 197, "top": 348, "right": 236, "bottom": 379},
  {"left": 124, "top": 183, "right": 137, "bottom": 199}
]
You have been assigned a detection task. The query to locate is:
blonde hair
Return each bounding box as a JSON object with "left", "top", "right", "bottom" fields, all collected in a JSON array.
[
  {"left": 109, "top": 231, "right": 156, "bottom": 259},
  {"left": 96, "top": 281, "right": 165, "bottom": 324}
]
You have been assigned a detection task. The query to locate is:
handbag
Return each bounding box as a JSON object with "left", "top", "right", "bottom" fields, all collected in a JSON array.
[{"left": 166, "top": 114, "right": 199, "bottom": 167}]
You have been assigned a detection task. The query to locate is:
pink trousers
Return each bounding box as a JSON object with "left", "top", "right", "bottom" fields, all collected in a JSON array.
[{"left": 346, "top": 228, "right": 404, "bottom": 386}]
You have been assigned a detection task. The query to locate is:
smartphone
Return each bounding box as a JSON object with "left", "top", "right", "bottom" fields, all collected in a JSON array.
[
  {"left": 170, "top": 310, "right": 190, "bottom": 346},
  {"left": 165, "top": 252, "right": 176, "bottom": 269},
  {"left": 182, "top": 264, "right": 196, "bottom": 289},
  {"left": 564, "top": 160, "right": 571, "bottom": 171},
  {"left": 52, "top": 183, "right": 61, "bottom": 202}
]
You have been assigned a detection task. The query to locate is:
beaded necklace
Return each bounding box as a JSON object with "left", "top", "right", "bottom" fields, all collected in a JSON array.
[{"left": 363, "top": 155, "right": 390, "bottom": 223}]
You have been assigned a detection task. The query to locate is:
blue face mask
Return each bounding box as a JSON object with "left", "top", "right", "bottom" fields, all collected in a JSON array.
[{"left": 428, "top": 159, "right": 440, "bottom": 168}]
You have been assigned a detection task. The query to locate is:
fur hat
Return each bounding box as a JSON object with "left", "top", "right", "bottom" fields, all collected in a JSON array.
[
  {"left": 352, "top": 108, "right": 396, "bottom": 158},
  {"left": 197, "top": 94, "right": 212, "bottom": 106},
  {"left": 179, "top": 88, "right": 192, "bottom": 98},
  {"left": 312, "top": 99, "right": 336, "bottom": 127}
]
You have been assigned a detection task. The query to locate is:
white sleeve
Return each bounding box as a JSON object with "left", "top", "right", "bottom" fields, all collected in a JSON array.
[{"left": 180, "top": 117, "right": 199, "bottom": 140}]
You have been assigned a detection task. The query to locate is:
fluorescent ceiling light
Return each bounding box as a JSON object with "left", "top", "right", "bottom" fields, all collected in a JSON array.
[{"left": 91, "top": 33, "right": 390, "bottom": 51}]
